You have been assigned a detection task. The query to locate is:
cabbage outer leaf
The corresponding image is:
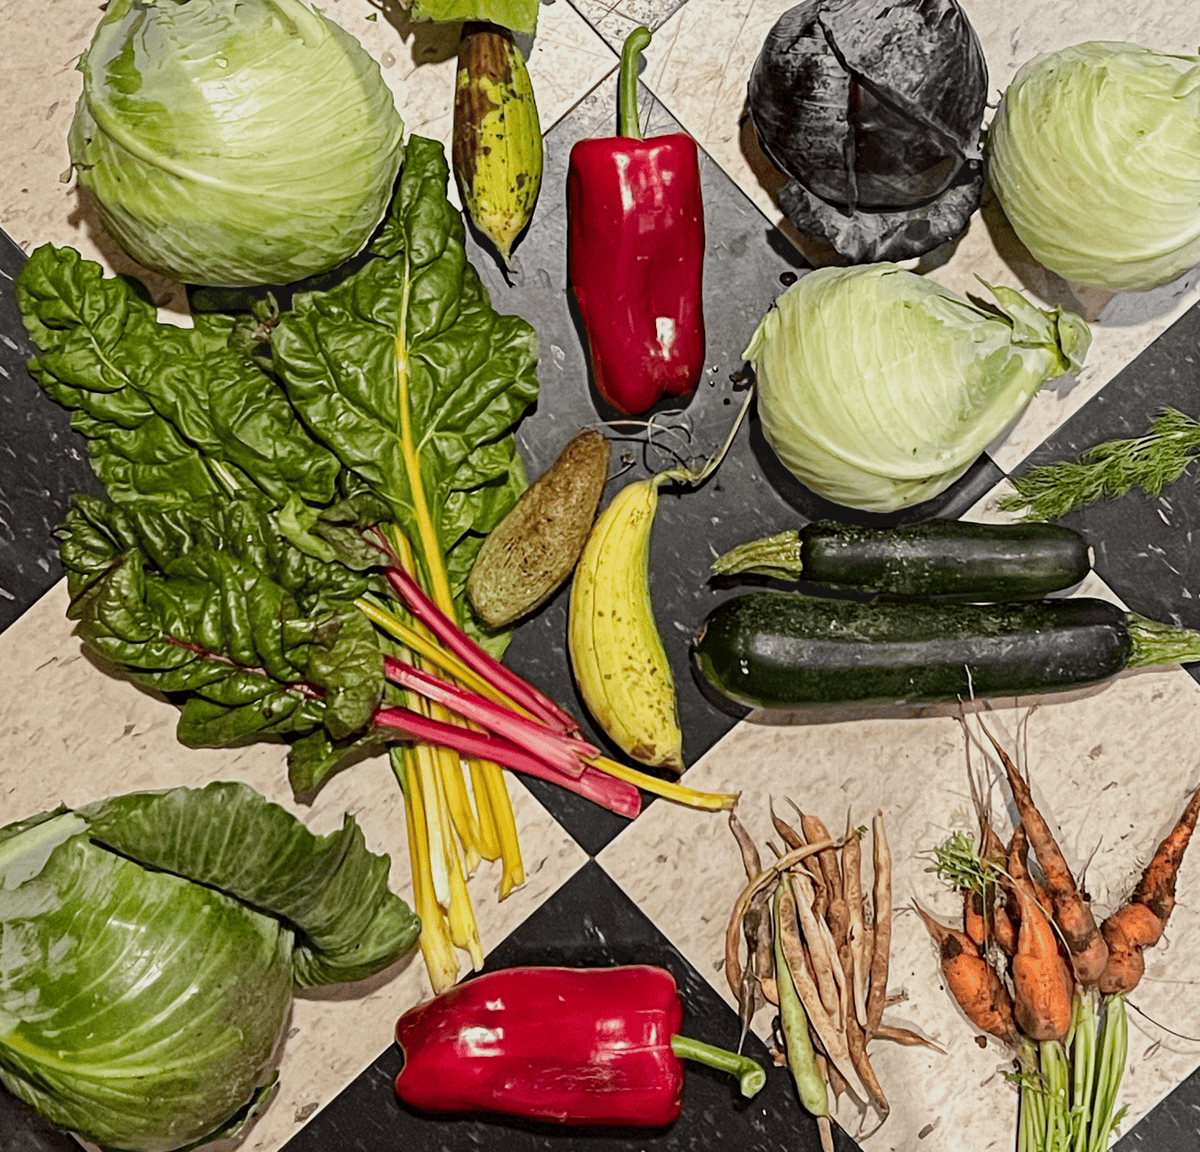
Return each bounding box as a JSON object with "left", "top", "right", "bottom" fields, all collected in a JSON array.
[
  {"left": 746, "top": 264, "right": 1091, "bottom": 512},
  {"left": 68, "top": 0, "right": 404, "bottom": 287},
  {"left": 81, "top": 781, "right": 421, "bottom": 986},
  {"left": 988, "top": 41, "right": 1200, "bottom": 291}
]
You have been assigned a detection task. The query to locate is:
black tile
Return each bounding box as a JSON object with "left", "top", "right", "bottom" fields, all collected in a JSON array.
[
  {"left": 281, "top": 860, "right": 859, "bottom": 1152},
  {"left": 464, "top": 75, "right": 810, "bottom": 853},
  {"left": 566, "top": 0, "right": 691, "bottom": 50},
  {"left": 1115, "top": 1069, "right": 1200, "bottom": 1151},
  {"left": 0, "top": 230, "right": 104, "bottom": 633},
  {"left": 0, "top": 1089, "right": 80, "bottom": 1152}
]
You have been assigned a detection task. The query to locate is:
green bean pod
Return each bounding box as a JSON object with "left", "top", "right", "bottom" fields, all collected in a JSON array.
[{"left": 772, "top": 881, "right": 829, "bottom": 1117}]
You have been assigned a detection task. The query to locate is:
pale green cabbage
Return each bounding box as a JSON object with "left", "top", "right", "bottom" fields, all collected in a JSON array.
[
  {"left": 0, "top": 783, "right": 419, "bottom": 1152},
  {"left": 988, "top": 41, "right": 1200, "bottom": 292},
  {"left": 68, "top": 0, "right": 404, "bottom": 288},
  {"left": 746, "top": 265, "right": 1090, "bottom": 513}
]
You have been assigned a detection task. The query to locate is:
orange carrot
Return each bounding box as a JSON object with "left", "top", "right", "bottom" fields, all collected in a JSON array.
[
  {"left": 982, "top": 823, "right": 1018, "bottom": 956},
  {"left": 1009, "top": 881, "right": 1074, "bottom": 1043},
  {"left": 984, "top": 727, "right": 1108, "bottom": 985},
  {"left": 913, "top": 902, "right": 1019, "bottom": 1046},
  {"left": 964, "top": 889, "right": 987, "bottom": 950},
  {"left": 1129, "top": 781, "right": 1200, "bottom": 925},
  {"left": 991, "top": 900, "right": 1019, "bottom": 959},
  {"left": 1007, "top": 823, "right": 1052, "bottom": 911},
  {"left": 1099, "top": 782, "right": 1200, "bottom": 995}
]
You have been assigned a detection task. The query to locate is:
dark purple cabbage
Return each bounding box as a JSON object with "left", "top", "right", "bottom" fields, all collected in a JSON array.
[{"left": 748, "top": 0, "right": 988, "bottom": 261}]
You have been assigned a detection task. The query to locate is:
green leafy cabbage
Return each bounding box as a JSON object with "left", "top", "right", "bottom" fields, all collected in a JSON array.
[
  {"left": 746, "top": 264, "right": 1091, "bottom": 512},
  {"left": 987, "top": 41, "right": 1200, "bottom": 292},
  {"left": 68, "top": 0, "right": 405, "bottom": 287},
  {"left": 0, "top": 782, "right": 419, "bottom": 1152}
]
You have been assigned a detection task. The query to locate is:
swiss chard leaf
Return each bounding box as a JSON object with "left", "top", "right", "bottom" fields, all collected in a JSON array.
[
  {"left": 272, "top": 135, "right": 539, "bottom": 608},
  {"left": 59, "top": 497, "right": 383, "bottom": 744},
  {"left": 15, "top": 244, "right": 342, "bottom": 509},
  {"left": 80, "top": 781, "right": 421, "bottom": 986}
]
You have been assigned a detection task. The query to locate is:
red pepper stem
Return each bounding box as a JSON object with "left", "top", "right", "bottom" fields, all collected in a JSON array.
[
  {"left": 669, "top": 1034, "right": 766, "bottom": 1099},
  {"left": 617, "top": 26, "right": 653, "bottom": 140}
]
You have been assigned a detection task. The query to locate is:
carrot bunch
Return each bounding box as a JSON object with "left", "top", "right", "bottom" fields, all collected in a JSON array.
[
  {"left": 924, "top": 722, "right": 1200, "bottom": 1152},
  {"left": 724, "top": 805, "right": 934, "bottom": 1151}
]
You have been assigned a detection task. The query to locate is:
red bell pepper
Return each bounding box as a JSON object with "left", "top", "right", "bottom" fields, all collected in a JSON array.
[
  {"left": 567, "top": 27, "right": 706, "bottom": 416},
  {"left": 393, "top": 964, "right": 765, "bottom": 1126}
]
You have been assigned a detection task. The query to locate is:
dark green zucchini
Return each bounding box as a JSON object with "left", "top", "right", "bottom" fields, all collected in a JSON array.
[
  {"left": 692, "top": 592, "right": 1200, "bottom": 709},
  {"left": 710, "top": 519, "right": 1090, "bottom": 600}
]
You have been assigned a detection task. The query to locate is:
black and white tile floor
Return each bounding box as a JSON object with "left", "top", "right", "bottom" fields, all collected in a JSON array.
[{"left": 3, "top": 1, "right": 1200, "bottom": 1150}]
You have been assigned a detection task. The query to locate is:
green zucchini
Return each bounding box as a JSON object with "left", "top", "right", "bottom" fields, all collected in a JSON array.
[
  {"left": 710, "top": 519, "right": 1090, "bottom": 600},
  {"left": 693, "top": 592, "right": 1200, "bottom": 709}
]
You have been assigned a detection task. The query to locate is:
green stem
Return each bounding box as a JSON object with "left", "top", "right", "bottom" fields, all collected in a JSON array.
[
  {"left": 1070, "top": 992, "right": 1097, "bottom": 1152},
  {"left": 617, "top": 26, "right": 653, "bottom": 139},
  {"left": 1126, "top": 611, "right": 1200, "bottom": 669},
  {"left": 669, "top": 1034, "right": 766, "bottom": 1099},
  {"left": 711, "top": 530, "right": 804, "bottom": 580},
  {"left": 1041, "top": 1041, "right": 1069, "bottom": 1151},
  {"left": 1087, "top": 995, "right": 1128, "bottom": 1152},
  {"left": 660, "top": 384, "right": 756, "bottom": 489},
  {"left": 1016, "top": 1040, "right": 1042, "bottom": 1152}
]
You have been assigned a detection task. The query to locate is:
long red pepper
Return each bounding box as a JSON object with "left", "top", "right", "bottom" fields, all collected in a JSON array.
[
  {"left": 567, "top": 27, "right": 706, "bottom": 416},
  {"left": 394, "top": 965, "right": 765, "bottom": 1126}
]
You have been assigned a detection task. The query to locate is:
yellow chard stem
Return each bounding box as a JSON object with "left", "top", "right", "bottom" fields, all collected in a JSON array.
[
  {"left": 591, "top": 756, "right": 739, "bottom": 812},
  {"left": 393, "top": 269, "right": 455, "bottom": 614},
  {"left": 439, "top": 742, "right": 484, "bottom": 877},
  {"left": 408, "top": 740, "right": 450, "bottom": 906},
  {"left": 389, "top": 287, "right": 524, "bottom": 894},
  {"left": 396, "top": 749, "right": 459, "bottom": 992},
  {"left": 482, "top": 759, "right": 525, "bottom": 897},
  {"left": 469, "top": 758, "right": 502, "bottom": 859}
]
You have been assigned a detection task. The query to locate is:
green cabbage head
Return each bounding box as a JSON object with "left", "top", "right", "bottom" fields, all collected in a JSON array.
[
  {"left": 68, "top": 0, "right": 405, "bottom": 288},
  {"left": 988, "top": 41, "right": 1200, "bottom": 292},
  {"left": 0, "top": 782, "right": 419, "bottom": 1152},
  {"left": 746, "top": 265, "right": 1091, "bottom": 513}
]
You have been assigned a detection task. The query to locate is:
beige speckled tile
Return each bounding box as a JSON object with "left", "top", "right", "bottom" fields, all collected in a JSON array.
[
  {"left": 636, "top": 0, "right": 1200, "bottom": 470},
  {"left": 0, "top": 581, "right": 588, "bottom": 1148},
  {"left": 0, "top": 0, "right": 615, "bottom": 316},
  {"left": 599, "top": 657, "right": 1200, "bottom": 1151}
]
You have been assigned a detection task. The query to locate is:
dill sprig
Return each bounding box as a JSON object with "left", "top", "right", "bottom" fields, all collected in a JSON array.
[{"left": 999, "top": 407, "right": 1200, "bottom": 521}]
